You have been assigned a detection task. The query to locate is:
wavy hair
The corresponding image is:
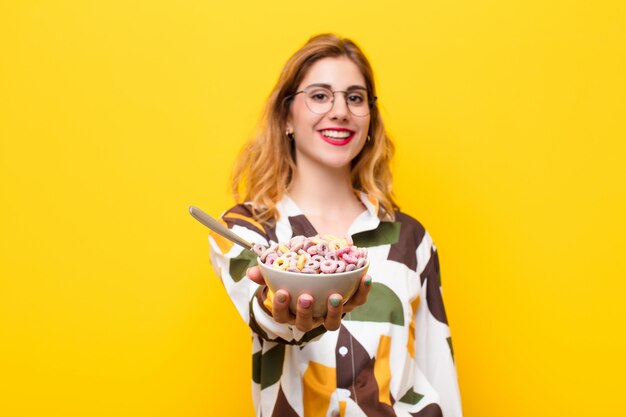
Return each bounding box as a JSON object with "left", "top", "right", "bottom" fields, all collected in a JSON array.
[{"left": 231, "top": 33, "right": 398, "bottom": 224}]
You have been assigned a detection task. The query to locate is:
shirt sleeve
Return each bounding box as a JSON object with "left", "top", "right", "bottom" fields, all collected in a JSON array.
[
  {"left": 410, "top": 231, "right": 463, "bottom": 417},
  {"left": 208, "top": 207, "right": 327, "bottom": 345}
]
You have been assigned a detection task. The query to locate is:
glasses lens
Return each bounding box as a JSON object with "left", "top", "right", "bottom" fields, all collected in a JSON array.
[
  {"left": 304, "top": 87, "right": 333, "bottom": 114},
  {"left": 302, "top": 87, "right": 372, "bottom": 116},
  {"left": 345, "top": 90, "right": 370, "bottom": 117}
]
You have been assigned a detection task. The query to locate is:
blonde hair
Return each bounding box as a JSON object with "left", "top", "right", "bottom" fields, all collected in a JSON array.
[{"left": 231, "top": 33, "right": 398, "bottom": 223}]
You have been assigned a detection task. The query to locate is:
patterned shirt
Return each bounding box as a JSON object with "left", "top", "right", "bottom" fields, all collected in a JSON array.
[{"left": 208, "top": 193, "right": 463, "bottom": 417}]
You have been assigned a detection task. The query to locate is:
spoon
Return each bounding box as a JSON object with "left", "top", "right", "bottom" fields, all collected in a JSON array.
[{"left": 188, "top": 205, "right": 255, "bottom": 252}]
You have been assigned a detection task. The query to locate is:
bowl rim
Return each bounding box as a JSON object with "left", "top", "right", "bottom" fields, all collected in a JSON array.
[{"left": 257, "top": 257, "right": 370, "bottom": 277}]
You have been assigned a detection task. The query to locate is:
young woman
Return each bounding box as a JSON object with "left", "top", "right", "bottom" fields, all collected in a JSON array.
[{"left": 209, "top": 34, "right": 462, "bottom": 417}]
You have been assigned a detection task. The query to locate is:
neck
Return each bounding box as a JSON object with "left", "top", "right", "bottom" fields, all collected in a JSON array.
[{"left": 288, "top": 159, "right": 358, "bottom": 218}]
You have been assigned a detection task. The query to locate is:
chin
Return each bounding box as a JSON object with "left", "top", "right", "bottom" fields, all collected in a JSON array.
[
  {"left": 295, "top": 142, "right": 363, "bottom": 170},
  {"left": 318, "top": 156, "right": 356, "bottom": 170}
]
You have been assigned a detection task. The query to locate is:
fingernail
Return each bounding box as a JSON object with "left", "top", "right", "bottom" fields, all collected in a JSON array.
[
  {"left": 276, "top": 292, "right": 286, "bottom": 303},
  {"left": 365, "top": 276, "right": 372, "bottom": 286},
  {"left": 329, "top": 295, "right": 342, "bottom": 307},
  {"left": 299, "top": 298, "right": 312, "bottom": 308}
]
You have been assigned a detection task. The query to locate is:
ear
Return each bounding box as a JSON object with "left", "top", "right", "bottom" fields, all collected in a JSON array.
[{"left": 285, "top": 119, "right": 294, "bottom": 135}]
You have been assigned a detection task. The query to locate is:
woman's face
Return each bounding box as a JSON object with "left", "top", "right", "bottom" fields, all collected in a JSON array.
[{"left": 286, "top": 57, "right": 371, "bottom": 171}]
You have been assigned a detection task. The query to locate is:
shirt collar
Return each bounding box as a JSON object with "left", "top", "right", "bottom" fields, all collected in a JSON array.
[{"left": 348, "top": 191, "right": 384, "bottom": 236}]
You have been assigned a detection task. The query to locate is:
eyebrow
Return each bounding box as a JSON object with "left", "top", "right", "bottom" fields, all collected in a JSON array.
[{"left": 304, "top": 83, "right": 367, "bottom": 91}]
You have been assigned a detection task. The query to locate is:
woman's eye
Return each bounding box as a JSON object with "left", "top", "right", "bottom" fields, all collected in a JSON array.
[
  {"left": 347, "top": 94, "right": 365, "bottom": 104},
  {"left": 309, "top": 91, "right": 330, "bottom": 102}
]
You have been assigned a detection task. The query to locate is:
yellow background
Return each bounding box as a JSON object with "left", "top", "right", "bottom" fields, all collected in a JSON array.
[{"left": 1, "top": 1, "right": 625, "bottom": 416}]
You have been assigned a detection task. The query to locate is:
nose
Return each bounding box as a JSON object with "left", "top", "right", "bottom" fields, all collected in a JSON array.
[{"left": 328, "top": 92, "right": 350, "bottom": 120}]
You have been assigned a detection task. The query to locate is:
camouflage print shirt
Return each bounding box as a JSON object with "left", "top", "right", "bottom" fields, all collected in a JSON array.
[{"left": 209, "top": 193, "right": 463, "bottom": 417}]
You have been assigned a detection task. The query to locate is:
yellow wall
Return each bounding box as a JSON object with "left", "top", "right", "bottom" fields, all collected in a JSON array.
[{"left": 1, "top": 1, "right": 625, "bottom": 416}]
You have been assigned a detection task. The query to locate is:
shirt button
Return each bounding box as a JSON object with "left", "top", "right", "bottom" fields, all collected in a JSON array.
[{"left": 338, "top": 346, "right": 348, "bottom": 356}]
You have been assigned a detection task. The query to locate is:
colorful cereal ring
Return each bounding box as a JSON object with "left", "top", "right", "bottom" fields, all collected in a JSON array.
[
  {"left": 305, "top": 260, "right": 320, "bottom": 270},
  {"left": 320, "top": 260, "right": 337, "bottom": 274},
  {"left": 325, "top": 252, "right": 339, "bottom": 261},
  {"left": 265, "top": 253, "right": 278, "bottom": 265},
  {"left": 297, "top": 254, "right": 307, "bottom": 270},
  {"left": 316, "top": 242, "right": 329, "bottom": 256},
  {"left": 342, "top": 253, "right": 358, "bottom": 264},
  {"left": 273, "top": 258, "right": 289, "bottom": 270}
]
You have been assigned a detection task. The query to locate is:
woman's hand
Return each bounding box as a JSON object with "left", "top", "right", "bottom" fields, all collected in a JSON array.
[{"left": 246, "top": 266, "right": 372, "bottom": 332}]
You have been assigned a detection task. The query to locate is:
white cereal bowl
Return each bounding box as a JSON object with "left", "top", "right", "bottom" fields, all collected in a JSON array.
[{"left": 257, "top": 258, "right": 370, "bottom": 317}]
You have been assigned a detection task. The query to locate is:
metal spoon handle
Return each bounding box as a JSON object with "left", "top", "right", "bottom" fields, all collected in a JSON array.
[{"left": 189, "top": 205, "right": 254, "bottom": 251}]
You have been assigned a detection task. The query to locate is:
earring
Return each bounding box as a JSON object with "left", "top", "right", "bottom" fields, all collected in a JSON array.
[
  {"left": 286, "top": 130, "right": 294, "bottom": 141},
  {"left": 367, "top": 135, "right": 371, "bottom": 142}
]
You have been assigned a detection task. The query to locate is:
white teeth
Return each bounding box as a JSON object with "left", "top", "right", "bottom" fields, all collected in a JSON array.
[{"left": 321, "top": 130, "right": 351, "bottom": 139}]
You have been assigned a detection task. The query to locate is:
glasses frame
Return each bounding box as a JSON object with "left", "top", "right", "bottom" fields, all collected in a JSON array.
[{"left": 289, "top": 86, "right": 378, "bottom": 117}]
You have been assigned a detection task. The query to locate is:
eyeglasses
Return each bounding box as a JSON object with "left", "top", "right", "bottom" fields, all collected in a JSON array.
[{"left": 290, "top": 86, "right": 377, "bottom": 117}]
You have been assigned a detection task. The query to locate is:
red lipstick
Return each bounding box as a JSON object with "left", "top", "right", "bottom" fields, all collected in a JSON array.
[{"left": 318, "top": 128, "right": 355, "bottom": 146}]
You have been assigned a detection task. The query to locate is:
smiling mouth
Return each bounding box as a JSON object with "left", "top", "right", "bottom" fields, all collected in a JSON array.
[{"left": 319, "top": 129, "right": 355, "bottom": 145}]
